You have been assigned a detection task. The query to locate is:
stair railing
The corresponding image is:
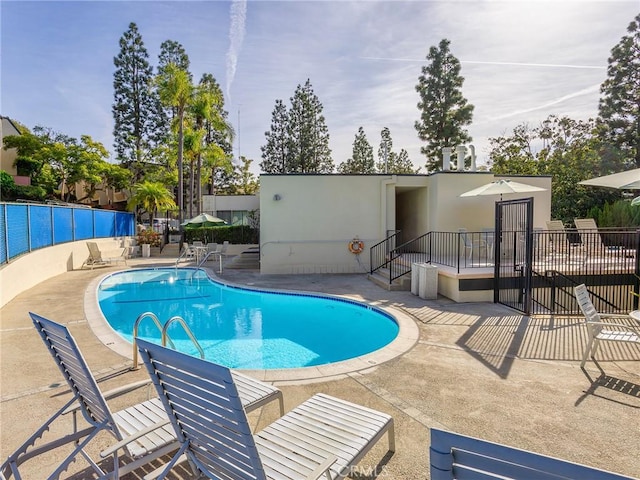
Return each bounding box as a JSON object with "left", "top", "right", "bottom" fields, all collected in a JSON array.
[
  {"left": 370, "top": 231, "right": 402, "bottom": 274},
  {"left": 387, "top": 232, "right": 432, "bottom": 283}
]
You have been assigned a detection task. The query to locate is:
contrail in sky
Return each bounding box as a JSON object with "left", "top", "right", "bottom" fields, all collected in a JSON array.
[
  {"left": 489, "top": 83, "right": 601, "bottom": 121},
  {"left": 226, "top": 0, "right": 247, "bottom": 101},
  {"left": 361, "top": 56, "right": 605, "bottom": 70}
]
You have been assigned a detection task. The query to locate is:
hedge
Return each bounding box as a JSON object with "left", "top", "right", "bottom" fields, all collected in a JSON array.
[{"left": 184, "top": 225, "right": 259, "bottom": 244}]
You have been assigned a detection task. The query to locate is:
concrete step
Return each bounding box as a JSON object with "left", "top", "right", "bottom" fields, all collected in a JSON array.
[
  {"left": 157, "top": 244, "right": 180, "bottom": 258},
  {"left": 225, "top": 249, "right": 260, "bottom": 270},
  {"left": 368, "top": 268, "right": 411, "bottom": 291}
]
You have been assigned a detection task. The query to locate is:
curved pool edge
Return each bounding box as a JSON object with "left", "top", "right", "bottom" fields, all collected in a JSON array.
[{"left": 84, "top": 267, "right": 420, "bottom": 384}]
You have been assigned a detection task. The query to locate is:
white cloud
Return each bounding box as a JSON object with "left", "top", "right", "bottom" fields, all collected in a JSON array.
[{"left": 2, "top": 0, "right": 638, "bottom": 172}]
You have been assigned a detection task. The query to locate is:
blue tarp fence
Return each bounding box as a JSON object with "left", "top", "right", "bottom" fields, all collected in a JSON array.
[{"left": 0, "top": 203, "right": 135, "bottom": 264}]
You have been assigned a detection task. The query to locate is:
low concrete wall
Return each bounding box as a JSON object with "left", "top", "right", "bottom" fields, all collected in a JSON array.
[{"left": 0, "top": 238, "right": 126, "bottom": 308}]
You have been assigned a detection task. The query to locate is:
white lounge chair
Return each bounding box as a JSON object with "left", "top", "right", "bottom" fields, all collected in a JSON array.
[
  {"left": 574, "top": 284, "right": 639, "bottom": 367},
  {"left": 82, "top": 241, "right": 127, "bottom": 269},
  {"left": 430, "top": 428, "right": 634, "bottom": 479},
  {"left": 0, "top": 314, "right": 283, "bottom": 479},
  {"left": 136, "top": 338, "right": 396, "bottom": 480},
  {"left": 574, "top": 218, "right": 635, "bottom": 260}
]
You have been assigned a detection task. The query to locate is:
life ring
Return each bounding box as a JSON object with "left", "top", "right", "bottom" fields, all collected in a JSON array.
[{"left": 348, "top": 239, "right": 364, "bottom": 254}]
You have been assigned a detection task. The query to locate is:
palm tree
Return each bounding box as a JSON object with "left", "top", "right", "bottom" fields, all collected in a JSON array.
[
  {"left": 127, "top": 181, "right": 177, "bottom": 229},
  {"left": 155, "top": 63, "right": 193, "bottom": 224},
  {"left": 191, "top": 75, "right": 234, "bottom": 212}
]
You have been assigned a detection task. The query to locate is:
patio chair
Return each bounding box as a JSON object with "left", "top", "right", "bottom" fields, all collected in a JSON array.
[
  {"left": 136, "top": 338, "right": 395, "bottom": 480},
  {"left": 181, "top": 242, "right": 197, "bottom": 261},
  {"left": 1, "top": 313, "right": 284, "bottom": 480},
  {"left": 574, "top": 284, "right": 639, "bottom": 367},
  {"left": 82, "top": 241, "right": 127, "bottom": 269},
  {"left": 459, "top": 228, "right": 486, "bottom": 261},
  {"left": 430, "top": 428, "right": 635, "bottom": 479}
]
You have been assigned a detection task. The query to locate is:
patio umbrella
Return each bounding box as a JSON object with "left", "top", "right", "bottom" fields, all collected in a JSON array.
[
  {"left": 579, "top": 168, "right": 640, "bottom": 190},
  {"left": 180, "top": 213, "right": 227, "bottom": 228},
  {"left": 459, "top": 179, "right": 546, "bottom": 200}
]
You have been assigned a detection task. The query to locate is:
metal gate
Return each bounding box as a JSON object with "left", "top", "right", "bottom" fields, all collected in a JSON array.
[{"left": 494, "top": 198, "right": 534, "bottom": 314}]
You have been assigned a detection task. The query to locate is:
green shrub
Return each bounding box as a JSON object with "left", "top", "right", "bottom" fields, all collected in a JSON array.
[
  {"left": 184, "top": 225, "right": 259, "bottom": 244},
  {"left": 13, "top": 184, "right": 47, "bottom": 201},
  {"left": 0, "top": 171, "right": 16, "bottom": 200},
  {"left": 587, "top": 200, "right": 640, "bottom": 228}
]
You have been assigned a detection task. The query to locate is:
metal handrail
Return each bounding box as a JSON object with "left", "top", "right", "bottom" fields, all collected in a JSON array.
[
  {"left": 131, "top": 312, "right": 176, "bottom": 370},
  {"left": 370, "top": 231, "right": 402, "bottom": 274},
  {"left": 197, "top": 250, "right": 225, "bottom": 273},
  {"left": 162, "top": 316, "right": 205, "bottom": 360},
  {"left": 388, "top": 231, "right": 432, "bottom": 283}
]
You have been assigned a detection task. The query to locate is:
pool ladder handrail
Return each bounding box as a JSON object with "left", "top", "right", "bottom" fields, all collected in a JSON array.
[
  {"left": 162, "top": 315, "right": 205, "bottom": 360},
  {"left": 132, "top": 312, "right": 176, "bottom": 370},
  {"left": 132, "top": 313, "right": 205, "bottom": 370},
  {"left": 197, "top": 250, "right": 225, "bottom": 273}
]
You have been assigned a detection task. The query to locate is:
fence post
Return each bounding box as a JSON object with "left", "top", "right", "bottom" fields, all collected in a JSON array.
[
  {"left": 27, "top": 204, "right": 32, "bottom": 253},
  {"left": 634, "top": 229, "right": 640, "bottom": 310},
  {"left": 3, "top": 204, "right": 8, "bottom": 264}
]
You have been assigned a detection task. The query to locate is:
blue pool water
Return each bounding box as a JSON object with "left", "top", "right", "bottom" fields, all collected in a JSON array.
[{"left": 97, "top": 268, "right": 399, "bottom": 369}]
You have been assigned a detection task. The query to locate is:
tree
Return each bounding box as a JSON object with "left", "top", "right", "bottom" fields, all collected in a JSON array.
[
  {"left": 376, "top": 127, "right": 416, "bottom": 173},
  {"left": 233, "top": 156, "right": 259, "bottom": 194},
  {"left": 191, "top": 74, "right": 234, "bottom": 212},
  {"left": 156, "top": 62, "right": 193, "bottom": 224},
  {"left": 3, "top": 126, "right": 130, "bottom": 202},
  {"left": 489, "top": 115, "right": 619, "bottom": 223},
  {"left": 598, "top": 13, "right": 640, "bottom": 168},
  {"left": 65, "top": 135, "right": 131, "bottom": 203},
  {"left": 158, "top": 40, "right": 191, "bottom": 79},
  {"left": 338, "top": 127, "right": 375, "bottom": 173},
  {"left": 415, "top": 39, "right": 474, "bottom": 172},
  {"left": 112, "top": 23, "right": 166, "bottom": 177},
  {"left": 260, "top": 99, "right": 290, "bottom": 173},
  {"left": 288, "top": 79, "right": 333, "bottom": 173},
  {"left": 127, "top": 180, "right": 177, "bottom": 227}
]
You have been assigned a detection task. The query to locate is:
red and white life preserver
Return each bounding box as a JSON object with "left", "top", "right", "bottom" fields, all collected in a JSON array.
[{"left": 348, "top": 239, "right": 364, "bottom": 254}]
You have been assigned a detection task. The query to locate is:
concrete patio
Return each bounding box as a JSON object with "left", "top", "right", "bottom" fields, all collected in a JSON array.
[{"left": 1, "top": 257, "right": 638, "bottom": 479}]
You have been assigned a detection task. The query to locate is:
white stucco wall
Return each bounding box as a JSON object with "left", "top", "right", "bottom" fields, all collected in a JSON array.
[
  {"left": 0, "top": 238, "right": 126, "bottom": 308},
  {"left": 259, "top": 173, "right": 553, "bottom": 275},
  {"left": 427, "top": 172, "right": 552, "bottom": 232},
  {"left": 260, "top": 175, "right": 395, "bottom": 274},
  {"left": 202, "top": 195, "right": 259, "bottom": 213}
]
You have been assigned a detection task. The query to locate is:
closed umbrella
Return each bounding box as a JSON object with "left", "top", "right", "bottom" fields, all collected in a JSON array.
[
  {"left": 579, "top": 168, "right": 640, "bottom": 190},
  {"left": 460, "top": 179, "right": 546, "bottom": 200},
  {"left": 180, "top": 213, "right": 227, "bottom": 228}
]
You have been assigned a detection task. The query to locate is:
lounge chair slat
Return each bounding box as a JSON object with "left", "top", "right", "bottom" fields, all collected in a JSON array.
[
  {"left": 0, "top": 313, "right": 284, "bottom": 480},
  {"left": 136, "top": 339, "right": 395, "bottom": 480}
]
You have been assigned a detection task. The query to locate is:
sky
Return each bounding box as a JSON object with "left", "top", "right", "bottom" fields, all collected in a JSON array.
[{"left": 1, "top": 1, "right": 638, "bottom": 175}]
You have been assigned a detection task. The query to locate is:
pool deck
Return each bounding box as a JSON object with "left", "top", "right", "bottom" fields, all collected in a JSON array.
[{"left": 1, "top": 257, "right": 639, "bottom": 479}]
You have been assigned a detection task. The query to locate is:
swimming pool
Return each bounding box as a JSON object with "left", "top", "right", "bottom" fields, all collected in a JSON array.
[{"left": 97, "top": 268, "right": 399, "bottom": 370}]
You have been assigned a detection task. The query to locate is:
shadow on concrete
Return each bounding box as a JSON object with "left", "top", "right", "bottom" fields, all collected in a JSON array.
[{"left": 575, "top": 361, "right": 640, "bottom": 408}]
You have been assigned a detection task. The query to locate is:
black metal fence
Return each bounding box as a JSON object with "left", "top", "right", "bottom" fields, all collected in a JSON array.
[{"left": 370, "top": 227, "right": 640, "bottom": 313}]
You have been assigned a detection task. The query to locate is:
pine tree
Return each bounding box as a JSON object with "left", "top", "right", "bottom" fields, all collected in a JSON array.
[
  {"left": 338, "top": 127, "right": 374, "bottom": 173},
  {"left": 158, "top": 40, "right": 191, "bottom": 79},
  {"left": 598, "top": 13, "right": 640, "bottom": 168},
  {"left": 415, "top": 39, "right": 474, "bottom": 172},
  {"left": 112, "top": 23, "right": 165, "bottom": 178},
  {"left": 287, "top": 79, "right": 333, "bottom": 173},
  {"left": 260, "top": 100, "right": 290, "bottom": 173},
  {"left": 376, "top": 127, "right": 416, "bottom": 173}
]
